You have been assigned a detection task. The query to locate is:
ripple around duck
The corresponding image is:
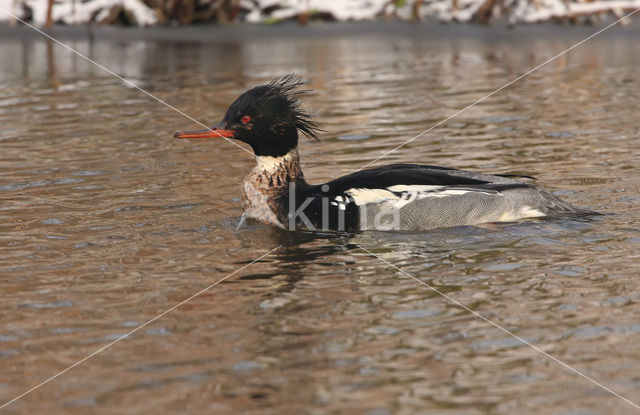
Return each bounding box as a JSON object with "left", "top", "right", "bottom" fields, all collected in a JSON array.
[{"left": 0, "top": 29, "right": 640, "bottom": 414}]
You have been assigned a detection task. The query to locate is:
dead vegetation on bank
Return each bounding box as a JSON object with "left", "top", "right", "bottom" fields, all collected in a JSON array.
[{"left": 5, "top": 0, "right": 640, "bottom": 27}]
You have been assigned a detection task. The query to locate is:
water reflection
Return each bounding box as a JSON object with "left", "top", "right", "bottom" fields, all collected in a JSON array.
[{"left": 1, "top": 25, "right": 639, "bottom": 414}]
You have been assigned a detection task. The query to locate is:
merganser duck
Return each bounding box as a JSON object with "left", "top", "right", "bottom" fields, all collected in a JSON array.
[{"left": 174, "top": 75, "right": 595, "bottom": 232}]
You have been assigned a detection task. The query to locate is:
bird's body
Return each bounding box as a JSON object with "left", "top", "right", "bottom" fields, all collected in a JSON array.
[
  {"left": 239, "top": 149, "right": 588, "bottom": 232},
  {"left": 175, "top": 75, "right": 595, "bottom": 232}
]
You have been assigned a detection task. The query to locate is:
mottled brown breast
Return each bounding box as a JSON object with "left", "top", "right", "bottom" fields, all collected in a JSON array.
[{"left": 240, "top": 149, "right": 305, "bottom": 228}]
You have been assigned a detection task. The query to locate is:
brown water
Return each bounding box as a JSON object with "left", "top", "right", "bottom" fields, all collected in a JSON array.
[{"left": 1, "top": 23, "right": 640, "bottom": 414}]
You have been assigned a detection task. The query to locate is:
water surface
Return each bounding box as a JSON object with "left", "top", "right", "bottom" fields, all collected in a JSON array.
[{"left": 1, "top": 23, "right": 639, "bottom": 414}]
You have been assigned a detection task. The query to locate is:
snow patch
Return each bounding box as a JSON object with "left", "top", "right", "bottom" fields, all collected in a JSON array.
[{"left": 1, "top": 0, "right": 157, "bottom": 26}]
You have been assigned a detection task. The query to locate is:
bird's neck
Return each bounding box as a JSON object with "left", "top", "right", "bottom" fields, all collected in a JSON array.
[{"left": 248, "top": 148, "right": 306, "bottom": 191}]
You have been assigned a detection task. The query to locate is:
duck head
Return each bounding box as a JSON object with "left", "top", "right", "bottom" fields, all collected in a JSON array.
[{"left": 174, "top": 75, "right": 320, "bottom": 157}]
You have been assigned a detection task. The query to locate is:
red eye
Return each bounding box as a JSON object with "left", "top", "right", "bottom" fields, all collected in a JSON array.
[{"left": 241, "top": 115, "right": 251, "bottom": 124}]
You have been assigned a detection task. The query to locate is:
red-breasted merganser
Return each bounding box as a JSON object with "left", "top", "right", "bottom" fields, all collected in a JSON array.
[{"left": 174, "top": 75, "right": 595, "bottom": 232}]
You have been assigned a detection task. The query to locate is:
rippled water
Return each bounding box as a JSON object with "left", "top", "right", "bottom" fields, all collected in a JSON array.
[{"left": 1, "top": 23, "right": 640, "bottom": 414}]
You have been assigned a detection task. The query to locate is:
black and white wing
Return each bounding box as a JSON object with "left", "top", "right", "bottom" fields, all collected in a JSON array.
[{"left": 296, "top": 164, "right": 585, "bottom": 231}]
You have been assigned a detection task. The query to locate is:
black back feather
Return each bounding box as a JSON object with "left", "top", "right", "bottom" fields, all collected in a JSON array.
[{"left": 317, "top": 163, "right": 533, "bottom": 194}]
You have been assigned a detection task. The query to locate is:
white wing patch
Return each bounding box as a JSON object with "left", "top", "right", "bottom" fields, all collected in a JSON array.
[
  {"left": 330, "top": 200, "right": 347, "bottom": 210},
  {"left": 345, "top": 185, "right": 494, "bottom": 208},
  {"left": 345, "top": 188, "right": 397, "bottom": 206},
  {"left": 387, "top": 185, "right": 444, "bottom": 192}
]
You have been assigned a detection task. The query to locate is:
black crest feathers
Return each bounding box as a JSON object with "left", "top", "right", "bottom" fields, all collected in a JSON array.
[{"left": 262, "top": 74, "right": 322, "bottom": 141}]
